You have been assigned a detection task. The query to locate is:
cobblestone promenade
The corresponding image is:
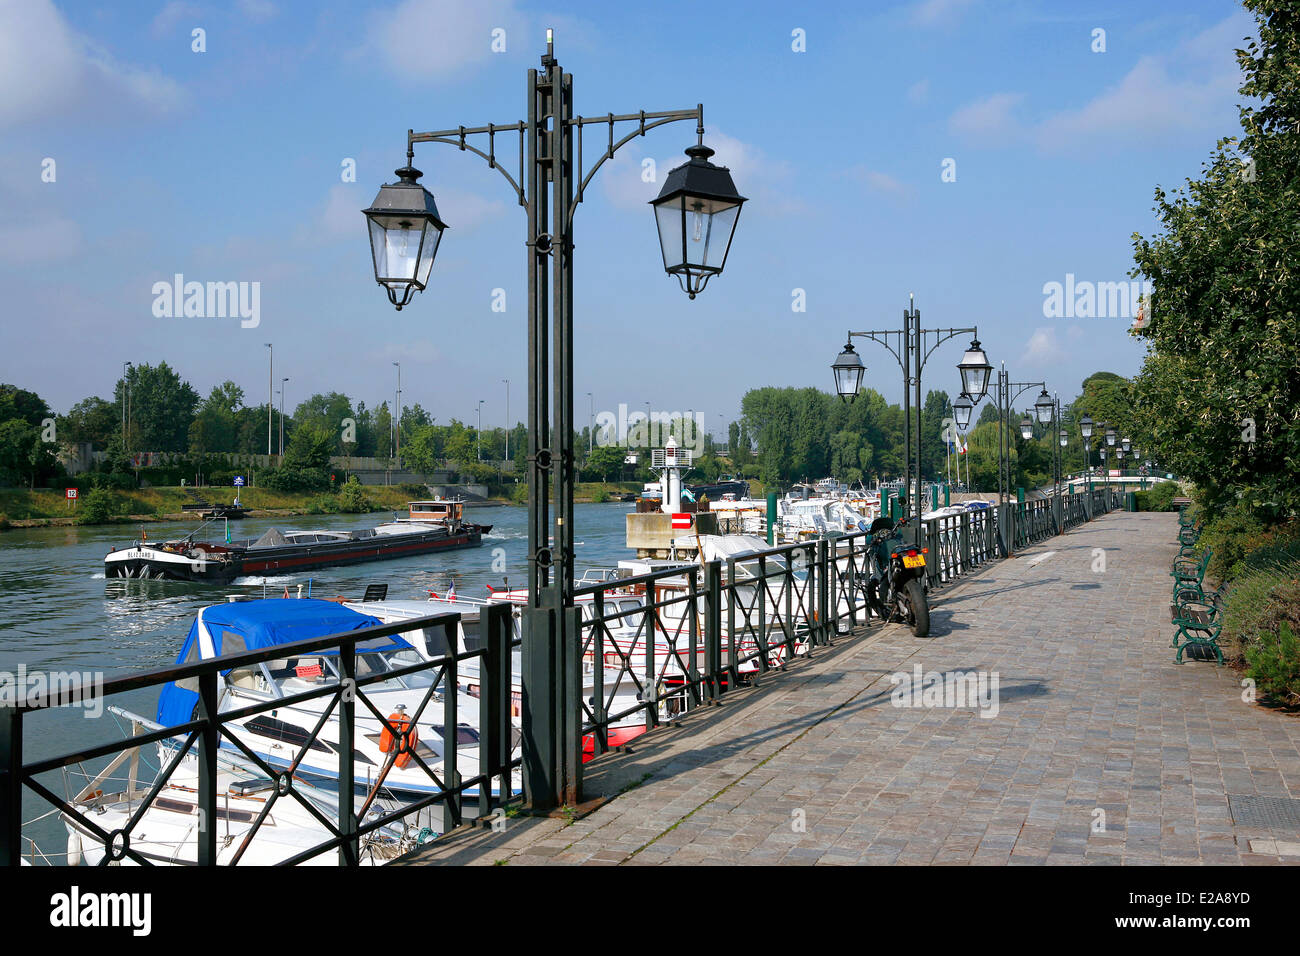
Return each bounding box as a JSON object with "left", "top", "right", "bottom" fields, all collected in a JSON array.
[{"left": 400, "top": 512, "right": 1300, "bottom": 865}]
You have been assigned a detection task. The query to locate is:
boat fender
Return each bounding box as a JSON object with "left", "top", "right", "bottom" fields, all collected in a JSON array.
[
  {"left": 379, "top": 707, "right": 419, "bottom": 769},
  {"left": 67, "top": 830, "right": 82, "bottom": 867}
]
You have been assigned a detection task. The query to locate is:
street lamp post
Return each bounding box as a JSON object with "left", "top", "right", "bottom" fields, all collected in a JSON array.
[
  {"left": 121, "top": 361, "right": 132, "bottom": 455},
  {"left": 279, "top": 377, "right": 289, "bottom": 458},
  {"left": 362, "top": 32, "right": 743, "bottom": 810},
  {"left": 830, "top": 296, "right": 990, "bottom": 544},
  {"left": 392, "top": 362, "right": 401, "bottom": 466},
  {"left": 587, "top": 392, "right": 593, "bottom": 455},
  {"left": 265, "top": 344, "right": 273, "bottom": 457},
  {"left": 504, "top": 379, "right": 510, "bottom": 464},
  {"left": 477, "top": 400, "right": 485, "bottom": 461}
]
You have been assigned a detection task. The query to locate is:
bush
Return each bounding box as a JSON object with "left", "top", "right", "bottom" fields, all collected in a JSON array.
[
  {"left": 257, "top": 465, "right": 330, "bottom": 494},
  {"left": 590, "top": 486, "right": 609, "bottom": 503},
  {"left": 305, "top": 495, "right": 340, "bottom": 516},
  {"left": 1199, "top": 504, "right": 1267, "bottom": 581},
  {"left": 511, "top": 481, "right": 528, "bottom": 505},
  {"left": 78, "top": 488, "right": 117, "bottom": 525},
  {"left": 1221, "top": 567, "right": 1300, "bottom": 660},
  {"left": 397, "top": 483, "right": 427, "bottom": 498},
  {"left": 88, "top": 471, "right": 136, "bottom": 491},
  {"left": 337, "top": 476, "right": 371, "bottom": 513},
  {"left": 1245, "top": 621, "right": 1300, "bottom": 707},
  {"left": 1135, "top": 481, "right": 1179, "bottom": 512}
]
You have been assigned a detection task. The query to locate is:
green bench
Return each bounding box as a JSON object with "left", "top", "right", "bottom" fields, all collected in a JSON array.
[{"left": 1171, "top": 589, "right": 1225, "bottom": 665}]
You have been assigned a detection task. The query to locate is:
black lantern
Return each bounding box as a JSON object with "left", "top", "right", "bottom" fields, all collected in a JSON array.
[
  {"left": 362, "top": 165, "right": 447, "bottom": 310},
  {"left": 1121, "top": 436, "right": 1131, "bottom": 453},
  {"left": 1059, "top": 429, "right": 1068, "bottom": 447},
  {"left": 831, "top": 339, "right": 865, "bottom": 402},
  {"left": 651, "top": 144, "right": 746, "bottom": 299},
  {"left": 1079, "top": 413, "right": 1094, "bottom": 439},
  {"left": 953, "top": 392, "right": 974, "bottom": 430},
  {"left": 1105, "top": 426, "right": 1116, "bottom": 447},
  {"left": 957, "top": 339, "right": 993, "bottom": 401},
  {"left": 1019, "top": 415, "right": 1033, "bottom": 440},
  {"left": 1034, "top": 388, "right": 1054, "bottom": 425}
]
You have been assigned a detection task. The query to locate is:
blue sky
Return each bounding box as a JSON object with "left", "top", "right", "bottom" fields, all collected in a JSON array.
[{"left": 0, "top": 0, "right": 1258, "bottom": 438}]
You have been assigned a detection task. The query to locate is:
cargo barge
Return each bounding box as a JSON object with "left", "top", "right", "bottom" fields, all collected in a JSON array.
[{"left": 104, "top": 499, "right": 486, "bottom": 583}]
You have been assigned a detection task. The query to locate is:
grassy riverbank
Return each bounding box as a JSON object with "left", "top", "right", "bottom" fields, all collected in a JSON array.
[
  {"left": 0, "top": 480, "right": 653, "bottom": 529},
  {"left": 0, "top": 486, "right": 431, "bottom": 529}
]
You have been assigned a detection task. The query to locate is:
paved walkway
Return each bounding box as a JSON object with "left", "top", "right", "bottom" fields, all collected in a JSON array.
[{"left": 399, "top": 512, "right": 1300, "bottom": 865}]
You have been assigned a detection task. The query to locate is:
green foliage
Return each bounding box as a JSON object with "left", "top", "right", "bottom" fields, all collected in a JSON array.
[
  {"left": 337, "top": 476, "right": 371, "bottom": 513},
  {"left": 1130, "top": 1, "right": 1300, "bottom": 517},
  {"left": 584, "top": 444, "right": 627, "bottom": 482},
  {"left": 1135, "top": 481, "right": 1180, "bottom": 511},
  {"left": 1199, "top": 504, "right": 1267, "bottom": 581},
  {"left": 511, "top": 481, "right": 529, "bottom": 505},
  {"left": 115, "top": 362, "right": 200, "bottom": 453},
  {"left": 1245, "top": 621, "right": 1300, "bottom": 707},
  {"left": 78, "top": 488, "right": 117, "bottom": 525},
  {"left": 590, "top": 486, "right": 609, "bottom": 503}
]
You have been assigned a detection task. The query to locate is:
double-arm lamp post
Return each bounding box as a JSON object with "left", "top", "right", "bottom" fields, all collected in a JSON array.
[
  {"left": 988, "top": 368, "right": 1053, "bottom": 506},
  {"left": 361, "top": 32, "right": 745, "bottom": 811},
  {"left": 831, "top": 297, "right": 992, "bottom": 544}
]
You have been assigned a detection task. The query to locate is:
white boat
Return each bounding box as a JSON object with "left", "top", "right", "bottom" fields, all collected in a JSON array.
[
  {"left": 60, "top": 713, "right": 414, "bottom": 865},
  {"left": 156, "top": 598, "right": 503, "bottom": 802}
]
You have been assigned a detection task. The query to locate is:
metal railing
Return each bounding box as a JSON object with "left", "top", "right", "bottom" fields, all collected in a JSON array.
[
  {"left": 2, "top": 489, "right": 1130, "bottom": 862},
  {"left": 576, "top": 488, "right": 1126, "bottom": 760},
  {"left": 1, "top": 605, "right": 519, "bottom": 866}
]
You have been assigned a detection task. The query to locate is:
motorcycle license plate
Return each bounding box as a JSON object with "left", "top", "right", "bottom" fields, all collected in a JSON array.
[{"left": 902, "top": 554, "right": 926, "bottom": 569}]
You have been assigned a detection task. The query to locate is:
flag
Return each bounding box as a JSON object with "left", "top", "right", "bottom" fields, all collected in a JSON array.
[{"left": 447, "top": 581, "right": 456, "bottom": 601}]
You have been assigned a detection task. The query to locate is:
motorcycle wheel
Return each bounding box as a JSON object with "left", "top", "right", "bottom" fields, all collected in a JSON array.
[{"left": 903, "top": 578, "right": 930, "bottom": 637}]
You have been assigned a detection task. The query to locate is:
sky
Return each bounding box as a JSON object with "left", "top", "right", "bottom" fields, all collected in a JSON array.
[{"left": 0, "top": 0, "right": 1260, "bottom": 439}]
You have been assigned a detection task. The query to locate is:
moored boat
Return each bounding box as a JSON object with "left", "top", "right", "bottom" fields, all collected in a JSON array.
[{"left": 104, "top": 499, "right": 483, "bottom": 582}]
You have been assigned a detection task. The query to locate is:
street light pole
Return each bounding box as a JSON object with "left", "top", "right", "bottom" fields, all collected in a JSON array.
[
  {"left": 832, "top": 296, "right": 989, "bottom": 544},
  {"left": 362, "top": 32, "right": 743, "bottom": 810},
  {"left": 587, "top": 391, "right": 593, "bottom": 454},
  {"left": 279, "top": 377, "right": 289, "bottom": 458},
  {"left": 392, "top": 362, "right": 401, "bottom": 465},
  {"left": 265, "top": 343, "right": 273, "bottom": 457},
  {"left": 504, "top": 379, "right": 510, "bottom": 464},
  {"left": 477, "top": 400, "right": 485, "bottom": 461}
]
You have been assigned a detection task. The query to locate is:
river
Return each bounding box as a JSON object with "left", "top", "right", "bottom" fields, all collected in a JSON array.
[{"left": 1, "top": 501, "right": 637, "bottom": 861}]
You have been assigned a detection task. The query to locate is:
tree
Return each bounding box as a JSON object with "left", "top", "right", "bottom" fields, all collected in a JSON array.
[
  {"left": 59, "top": 396, "right": 118, "bottom": 448},
  {"left": 0, "top": 384, "right": 49, "bottom": 427},
  {"left": 115, "top": 363, "right": 199, "bottom": 452},
  {"left": 586, "top": 444, "right": 627, "bottom": 482},
  {"left": 1131, "top": 0, "right": 1300, "bottom": 516}
]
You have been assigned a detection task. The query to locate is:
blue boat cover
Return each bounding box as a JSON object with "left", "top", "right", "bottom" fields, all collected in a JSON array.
[{"left": 157, "top": 599, "right": 404, "bottom": 727}]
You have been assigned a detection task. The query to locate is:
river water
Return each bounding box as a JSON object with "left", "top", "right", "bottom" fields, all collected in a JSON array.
[{"left": 1, "top": 502, "right": 637, "bottom": 861}]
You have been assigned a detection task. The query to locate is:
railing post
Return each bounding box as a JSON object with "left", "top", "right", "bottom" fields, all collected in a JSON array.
[
  {"left": 481, "top": 602, "right": 509, "bottom": 818},
  {"left": 687, "top": 569, "right": 701, "bottom": 706},
  {"left": 726, "top": 558, "right": 738, "bottom": 689},
  {"left": 443, "top": 639, "right": 461, "bottom": 833},
  {"left": 338, "top": 636, "right": 357, "bottom": 866},
  {"left": 197, "top": 670, "right": 219, "bottom": 866},
  {"left": 704, "top": 560, "right": 722, "bottom": 701},
  {"left": 0, "top": 706, "right": 20, "bottom": 867},
  {"left": 591, "top": 589, "right": 607, "bottom": 756},
  {"left": 756, "top": 555, "right": 769, "bottom": 676},
  {"left": 816, "top": 538, "right": 830, "bottom": 646}
]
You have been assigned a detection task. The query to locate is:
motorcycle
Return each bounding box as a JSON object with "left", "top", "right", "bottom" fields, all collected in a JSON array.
[{"left": 863, "top": 516, "right": 931, "bottom": 638}]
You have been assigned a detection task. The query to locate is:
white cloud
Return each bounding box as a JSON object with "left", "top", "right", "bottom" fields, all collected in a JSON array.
[
  {"left": 911, "top": 0, "right": 976, "bottom": 27},
  {"left": 0, "top": 0, "right": 184, "bottom": 128},
  {"left": 362, "top": 0, "right": 525, "bottom": 79},
  {"left": 150, "top": 1, "right": 202, "bottom": 38},
  {"left": 599, "top": 129, "right": 797, "bottom": 216},
  {"left": 846, "top": 165, "right": 909, "bottom": 197},
  {"left": 1021, "top": 327, "right": 1066, "bottom": 365},
  {"left": 238, "top": 0, "right": 277, "bottom": 21},
  {"left": 948, "top": 92, "right": 1025, "bottom": 143},
  {"left": 1034, "top": 13, "right": 1251, "bottom": 151},
  {"left": 0, "top": 217, "right": 82, "bottom": 266}
]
